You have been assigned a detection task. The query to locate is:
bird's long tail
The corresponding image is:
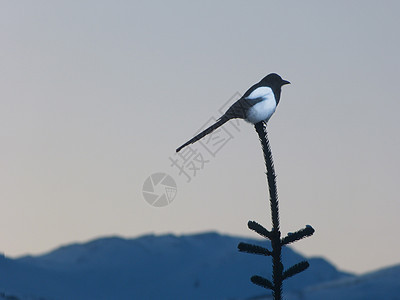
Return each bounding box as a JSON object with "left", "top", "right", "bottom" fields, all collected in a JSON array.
[{"left": 176, "top": 116, "right": 230, "bottom": 152}]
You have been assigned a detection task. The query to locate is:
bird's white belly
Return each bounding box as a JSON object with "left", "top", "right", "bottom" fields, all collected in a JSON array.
[{"left": 246, "top": 99, "right": 276, "bottom": 124}]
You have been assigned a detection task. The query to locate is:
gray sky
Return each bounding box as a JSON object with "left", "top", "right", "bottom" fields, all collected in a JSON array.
[{"left": 1, "top": 1, "right": 399, "bottom": 274}]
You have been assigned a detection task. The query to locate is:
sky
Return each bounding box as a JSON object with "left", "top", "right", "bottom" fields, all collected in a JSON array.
[{"left": 1, "top": 1, "right": 399, "bottom": 274}]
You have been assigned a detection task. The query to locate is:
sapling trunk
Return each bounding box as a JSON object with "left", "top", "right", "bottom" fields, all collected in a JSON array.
[
  {"left": 238, "top": 121, "right": 314, "bottom": 300},
  {"left": 255, "top": 121, "right": 283, "bottom": 299}
]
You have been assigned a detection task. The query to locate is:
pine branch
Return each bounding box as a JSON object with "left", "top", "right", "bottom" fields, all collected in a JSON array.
[
  {"left": 251, "top": 275, "right": 274, "bottom": 290},
  {"left": 238, "top": 242, "right": 272, "bottom": 256},
  {"left": 247, "top": 220, "right": 273, "bottom": 240},
  {"left": 281, "top": 225, "right": 315, "bottom": 246},
  {"left": 282, "top": 261, "right": 310, "bottom": 280}
]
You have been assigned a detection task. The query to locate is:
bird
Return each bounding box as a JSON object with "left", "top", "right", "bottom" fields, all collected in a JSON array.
[{"left": 176, "top": 73, "right": 290, "bottom": 153}]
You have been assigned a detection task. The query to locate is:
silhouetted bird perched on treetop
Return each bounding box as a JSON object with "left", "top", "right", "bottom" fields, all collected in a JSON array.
[{"left": 176, "top": 73, "right": 290, "bottom": 153}]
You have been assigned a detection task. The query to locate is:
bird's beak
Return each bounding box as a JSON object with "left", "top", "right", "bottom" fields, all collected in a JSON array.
[{"left": 282, "top": 79, "right": 291, "bottom": 86}]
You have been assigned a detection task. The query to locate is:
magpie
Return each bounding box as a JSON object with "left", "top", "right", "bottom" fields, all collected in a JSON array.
[{"left": 176, "top": 73, "right": 290, "bottom": 153}]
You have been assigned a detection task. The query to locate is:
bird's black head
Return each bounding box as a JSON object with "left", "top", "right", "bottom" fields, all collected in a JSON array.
[{"left": 260, "top": 73, "right": 290, "bottom": 104}]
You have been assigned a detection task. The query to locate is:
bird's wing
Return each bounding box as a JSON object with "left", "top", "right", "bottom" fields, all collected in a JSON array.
[{"left": 224, "top": 96, "right": 265, "bottom": 119}]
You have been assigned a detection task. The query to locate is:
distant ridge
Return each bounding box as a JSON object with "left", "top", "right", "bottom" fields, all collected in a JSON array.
[{"left": 1, "top": 232, "right": 354, "bottom": 299}]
